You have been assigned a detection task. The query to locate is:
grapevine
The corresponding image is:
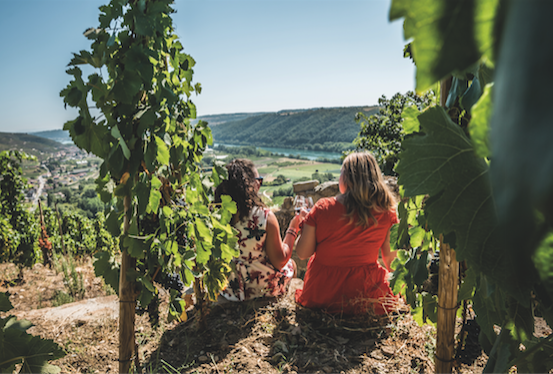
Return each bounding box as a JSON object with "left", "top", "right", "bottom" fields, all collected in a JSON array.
[
  {"left": 0, "top": 150, "right": 40, "bottom": 271},
  {"left": 388, "top": 0, "right": 553, "bottom": 372},
  {"left": 60, "top": 1, "right": 238, "bottom": 370}
]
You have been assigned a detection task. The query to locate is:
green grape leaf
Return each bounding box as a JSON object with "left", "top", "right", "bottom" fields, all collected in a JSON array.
[
  {"left": 483, "top": 326, "right": 518, "bottom": 373},
  {"left": 446, "top": 77, "right": 468, "bottom": 108},
  {"left": 190, "top": 201, "right": 209, "bottom": 216},
  {"left": 138, "top": 275, "right": 155, "bottom": 293},
  {"left": 405, "top": 250, "right": 428, "bottom": 286},
  {"left": 390, "top": 0, "right": 501, "bottom": 91},
  {"left": 389, "top": 224, "right": 399, "bottom": 251},
  {"left": 2, "top": 329, "right": 65, "bottom": 374},
  {"left": 111, "top": 125, "right": 131, "bottom": 160},
  {"left": 401, "top": 105, "right": 421, "bottom": 135},
  {"left": 490, "top": 1, "right": 553, "bottom": 286},
  {"left": 460, "top": 76, "right": 482, "bottom": 112},
  {"left": 411, "top": 294, "right": 424, "bottom": 326},
  {"left": 112, "top": 70, "right": 142, "bottom": 104},
  {"left": 422, "top": 293, "right": 438, "bottom": 325},
  {"left": 470, "top": 83, "right": 493, "bottom": 158},
  {"left": 154, "top": 135, "right": 170, "bottom": 165},
  {"left": 4, "top": 317, "right": 32, "bottom": 332},
  {"left": 162, "top": 206, "right": 173, "bottom": 220},
  {"left": 182, "top": 267, "right": 194, "bottom": 286},
  {"left": 137, "top": 287, "right": 154, "bottom": 309},
  {"left": 194, "top": 217, "right": 212, "bottom": 243},
  {"left": 458, "top": 267, "right": 477, "bottom": 301},
  {"left": 473, "top": 276, "right": 503, "bottom": 348},
  {"left": 219, "top": 195, "right": 237, "bottom": 226},
  {"left": 195, "top": 240, "right": 212, "bottom": 265},
  {"left": 390, "top": 261, "right": 407, "bottom": 292},
  {"left": 408, "top": 226, "right": 426, "bottom": 248},
  {"left": 396, "top": 201, "right": 410, "bottom": 248},
  {"left": 63, "top": 117, "right": 110, "bottom": 159},
  {"left": 0, "top": 292, "right": 13, "bottom": 312},
  {"left": 126, "top": 45, "right": 153, "bottom": 86},
  {"left": 148, "top": 177, "right": 162, "bottom": 213},
  {"left": 397, "top": 106, "right": 534, "bottom": 305},
  {"left": 137, "top": 109, "right": 156, "bottom": 137},
  {"left": 93, "top": 251, "right": 120, "bottom": 293},
  {"left": 123, "top": 236, "right": 148, "bottom": 259},
  {"left": 219, "top": 242, "right": 239, "bottom": 262},
  {"left": 506, "top": 295, "right": 534, "bottom": 342},
  {"left": 105, "top": 210, "right": 121, "bottom": 237},
  {"left": 135, "top": 181, "right": 149, "bottom": 216}
]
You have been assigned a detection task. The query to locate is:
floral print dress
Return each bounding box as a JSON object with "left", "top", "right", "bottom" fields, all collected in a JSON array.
[{"left": 221, "top": 206, "right": 295, "bottom": 301}]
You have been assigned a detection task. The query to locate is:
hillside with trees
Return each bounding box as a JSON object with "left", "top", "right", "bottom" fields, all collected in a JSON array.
[
  {"left": 0, "top": 132, "right": 66, "bottom": 160},
  {"left": 211, "top": 106, "right": 379, "bottom": 153}
]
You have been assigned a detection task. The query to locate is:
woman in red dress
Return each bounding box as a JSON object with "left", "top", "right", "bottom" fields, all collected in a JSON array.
[{"left": 293, "top": 152, "right": 399, "bottom": 315}]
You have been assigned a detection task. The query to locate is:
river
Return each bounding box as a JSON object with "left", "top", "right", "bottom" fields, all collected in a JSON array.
[{"left": 213, "top": 143, "right": 342, "bottom": 161}]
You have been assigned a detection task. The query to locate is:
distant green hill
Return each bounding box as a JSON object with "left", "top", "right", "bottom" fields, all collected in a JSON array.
[
  {"left": 32, "top": 129, "right": 72, "bottom": 145},
  {"left": 0, "top": 132, "right": 66, "bottom": 160},
  {"left": 211, "top": 106, "right": 378, "bottom": 153},
  {"left": 198, "top": 112, "right": 269, "bottom": 126}
]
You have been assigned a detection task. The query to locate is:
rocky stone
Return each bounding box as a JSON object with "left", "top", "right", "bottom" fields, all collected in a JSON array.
[
  {"left": 370, "top": 349, "right": 384, "bottom": 360},
  {"left": 313, "top": 181, "right": 340, "bottom": 200},
  {"left": 381, "top": 345, "right": 395, "bottom": 357},
  {"left": 293, "top": 180, "right": 319, "bottom": 193}
]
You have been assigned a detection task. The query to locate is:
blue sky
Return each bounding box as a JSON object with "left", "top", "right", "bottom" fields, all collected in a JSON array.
[{"left": 0, "top": 0, "right": 414, "bottom": 133}]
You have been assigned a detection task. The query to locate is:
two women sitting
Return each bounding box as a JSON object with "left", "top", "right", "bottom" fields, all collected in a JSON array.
[{"left": 214, "top": 152, "right": 398, "bottom": 315}]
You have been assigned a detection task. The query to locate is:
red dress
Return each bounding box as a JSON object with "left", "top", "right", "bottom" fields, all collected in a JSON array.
[{"left": 295, "top": 197, "right": 399, "bottom": 315}]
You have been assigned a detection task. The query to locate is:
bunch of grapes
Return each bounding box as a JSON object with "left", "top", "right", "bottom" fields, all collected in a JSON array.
[
  {"left": 175, "top": 222, "right": 190, "bottom": 248},
  {"left": 456, "top": 319, "right": 482, "bottom": 365},
  {"left": 135, "top": 304, "right": 147, "bottom": 316},
  {"left": 146, "top": 294, "right": 160, "bottom": 327},
  {"left": 159, "top": 272, "right": 185, "bottom": 296},
  {"left": 139, "top": 214, "right": 159, "bottom": 235}
]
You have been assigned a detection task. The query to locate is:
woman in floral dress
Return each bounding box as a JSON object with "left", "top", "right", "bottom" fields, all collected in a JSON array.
[{"left": 215, "top": 159, "right": 305, "bottom": 301}]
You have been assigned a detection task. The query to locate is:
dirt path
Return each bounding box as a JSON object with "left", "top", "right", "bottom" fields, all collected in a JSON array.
[
  {"left": 1, "top": 261, "right": 491, "bottom": 374},
  {"left": 14, "top": 295, "right": 119, "bottom": 323}
]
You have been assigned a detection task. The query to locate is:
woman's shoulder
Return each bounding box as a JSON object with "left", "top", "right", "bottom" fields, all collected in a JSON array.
[
  {"left": 375, "top": 207, "right": 399, "bottom": 225},
  {"left": 309, "top": 196, "right": 342, "bottom": 217},
  {"left": 249, "top": 205, "right": 269, "bottom": 216},
  {"left": 314, "top": 196, "right": 339, "bottom": 209}
]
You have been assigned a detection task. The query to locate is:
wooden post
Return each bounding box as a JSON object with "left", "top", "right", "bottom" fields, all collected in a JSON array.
[
  {"left": 435, "top": 237, "right": 459, "bottom": 373},
  {"left": 434, "top": 77, "right": 459, "bottom": 374},
  {"left": 119, "top": 195, "right": 136, "bottom": 373},
  {"left": 54, "top": 202, "right": 66, "bottom": 255},
  {"left": 37, "top": 200, "right": 52, "bottom": 267}
]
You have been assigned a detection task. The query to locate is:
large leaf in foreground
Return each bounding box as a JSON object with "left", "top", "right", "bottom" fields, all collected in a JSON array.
[
  {"left": 397, "top": 106, "right": 535, "bottom": 304},
  {"left": 390, "top": 0, "right": 501, "bottom": 91},
  {"left": 490, "top": 1, "right": 553, "bottom": 271}
]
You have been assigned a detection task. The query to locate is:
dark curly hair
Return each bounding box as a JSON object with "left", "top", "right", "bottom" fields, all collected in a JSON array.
[{"left": 214, "top": 159, "right": 265, "bottom": 222}]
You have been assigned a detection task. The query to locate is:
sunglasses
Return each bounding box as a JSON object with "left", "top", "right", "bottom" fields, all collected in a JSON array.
[{"left": 255, "top": 176, "right": 264, "bottom": 186}]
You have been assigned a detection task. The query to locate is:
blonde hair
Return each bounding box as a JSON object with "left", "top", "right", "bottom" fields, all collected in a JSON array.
[{"left": 341, "top": 152, "right": 396, "bottom": 227}]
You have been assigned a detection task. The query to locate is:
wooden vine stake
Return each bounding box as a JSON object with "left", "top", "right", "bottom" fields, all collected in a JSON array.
[
  {"left": 435, "top": 78, "right": 459, "bottom": 374},
  {"left": 435, "top": 235, "right": 458, "bottom": 373},
  {"left": 119, "top": 195, "right": 136, "bottom": 373}
]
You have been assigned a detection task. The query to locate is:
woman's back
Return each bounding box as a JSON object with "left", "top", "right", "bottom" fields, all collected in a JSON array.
[
  {"left": 305, "top": 197, "right": 397, "bottom": 267},
  {"left": 222, "top": 206, "right": 295, "bottom": 301},
  {"left": 294, "top": 152, "right": 399, "bottom": 315}
]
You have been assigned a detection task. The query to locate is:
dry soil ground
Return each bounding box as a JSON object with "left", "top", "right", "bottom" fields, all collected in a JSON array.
[{"left": 1, "top": 258, "right": 493, "bottom": 374}]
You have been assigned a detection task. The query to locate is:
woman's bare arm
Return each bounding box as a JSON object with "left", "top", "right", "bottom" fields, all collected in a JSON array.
[
  {"left": 265, "top": 211, "right": 301, "bottom": 270},
  {"left": 295, "top": 223, "right": 316, "bottom": 260},
  {"left": 380, "top": 228, "right": 396, "bottom": 272}
]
